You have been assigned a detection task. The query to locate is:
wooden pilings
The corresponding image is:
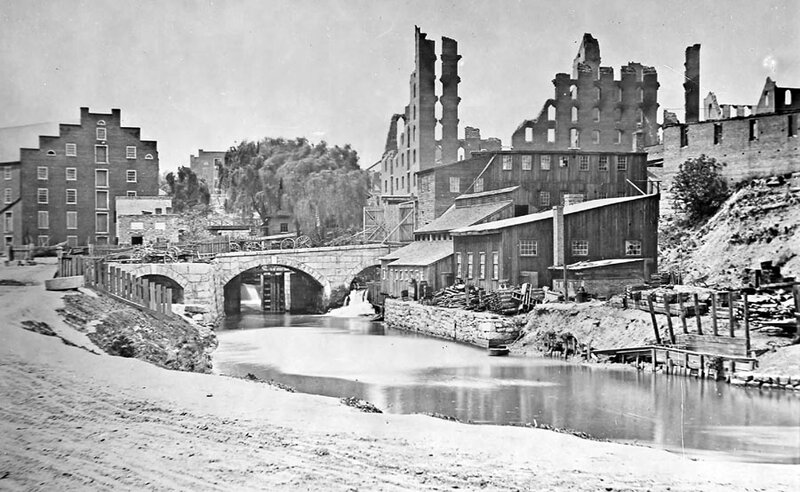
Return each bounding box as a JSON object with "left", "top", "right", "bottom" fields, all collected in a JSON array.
[
  {"left": 662, "top": 297, "right": 676, "bottom": 344},
  {"left": 647, "top": 294, "right": 662, "bottom": 345}
]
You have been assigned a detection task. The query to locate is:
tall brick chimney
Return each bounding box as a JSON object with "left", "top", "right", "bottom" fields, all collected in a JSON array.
[
  {"left": 684, "top": 44, "right": 701, "bottom": 124},
  {"left": 439, "top": 36, "right": 461, "bottom": 166}
]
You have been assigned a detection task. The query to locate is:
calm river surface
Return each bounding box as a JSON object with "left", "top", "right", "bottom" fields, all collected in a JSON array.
[{"left": 215, "top": 313, "right": 800, "bottom": 464}]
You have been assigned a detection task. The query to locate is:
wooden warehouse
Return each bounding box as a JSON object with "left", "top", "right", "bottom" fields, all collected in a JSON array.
[{"left": 450, "top": 194, "right": 659, "bottom": 296}]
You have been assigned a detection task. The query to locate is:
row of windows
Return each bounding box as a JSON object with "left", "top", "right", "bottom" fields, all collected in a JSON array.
[
  {"left": 541, "top": 106, "right": 645, "bottom": 126},
  {"left": 37, "top": 168, "right": 137, "bottom": 183},
  {"left": 515, "top": 239, "right": 642, "bottom": 257},
  {"left": 538, "top": 127, "right": 631, "bottom": 146},
  {"left": 564, "top": 85, "right": 646, "bottom": 104},
  {"left": 37, "top": 188, "right": 137, "bottom": 206},
  {"left": 455, "top": 251, "right": 500, "bottom": 280},
  {"left": 499, "top": 154, "right": 628, "bottom": 172},
  {"left": 44, "top": 144, "right": 153, "bottom": 161},
  {"left": 36, "top": 211, "right": 109, "bottom": 233},
  {"left": 681, "top": 115, "right": 799, "bottom": 148}
]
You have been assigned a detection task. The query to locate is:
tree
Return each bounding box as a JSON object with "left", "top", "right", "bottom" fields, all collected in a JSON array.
[
  {"left": 671, "top": 155, "right": 729, "bottom": 224},
  {"left": 165, "top": 166, "right": 211, "bottom": 213},
  {"left": 220, "top": 138, "right": 369, "bottom": 241}
]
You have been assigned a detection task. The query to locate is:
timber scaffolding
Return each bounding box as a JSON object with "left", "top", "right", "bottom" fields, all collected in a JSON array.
[
  {"left": 595, "top": 281, "right": 800, "bottom": 380},
  {"left": 57, "top": 255, "right": 174, "bottom": 317}
]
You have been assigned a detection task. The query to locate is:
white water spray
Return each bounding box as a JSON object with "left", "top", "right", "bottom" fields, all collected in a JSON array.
[{"left": 326, "top": 289, "right": 376, "bottom": 317}]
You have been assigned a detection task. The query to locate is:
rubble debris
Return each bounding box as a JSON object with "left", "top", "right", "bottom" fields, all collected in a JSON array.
[{"left": 340, "top": 397, "right": 382, "bottom": 413}]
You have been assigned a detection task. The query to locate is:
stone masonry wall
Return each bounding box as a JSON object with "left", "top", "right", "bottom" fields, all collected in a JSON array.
[{"left": 384, "top": 298, "right": 523, "bottom": 347}]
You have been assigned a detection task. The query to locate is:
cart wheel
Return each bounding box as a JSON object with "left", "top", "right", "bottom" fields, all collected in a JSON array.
[
  {"left": 229, "top": 242, "right": 240, "bottom": 252},
  {"left": 296, "top": 235, "right": 312, "bottom": 248},
  {"left": 280, "top": 238, "right": 295, "bottom": 249}
]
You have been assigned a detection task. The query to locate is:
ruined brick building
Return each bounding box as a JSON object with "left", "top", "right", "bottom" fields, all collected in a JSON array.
[
  {"left": 649, "top": 44, "right": 800, "bottom": 205},
  {"left": 370, "top": 27, "right": 501, "bottom": 243},
  {"left": 510, "top": 34, "right": 660, "bottom": 153},
  {"left": 1, "top": 108, "right": 159, "bottom": 247}
]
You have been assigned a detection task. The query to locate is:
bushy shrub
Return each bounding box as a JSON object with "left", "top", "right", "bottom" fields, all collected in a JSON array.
[{"left": 671, "top": 155, "right": 730, "bottom": 224}]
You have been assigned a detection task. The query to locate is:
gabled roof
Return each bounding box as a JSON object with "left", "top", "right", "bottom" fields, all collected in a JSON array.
[
  {"left": 414, "top": 200, "right": 512, "bottom": 234},
  {"left": 379, "top": 240, "right": 453, "bottom": 266},
  {"left": 452, "top": 194, "right": 656, "bottom": 235}
]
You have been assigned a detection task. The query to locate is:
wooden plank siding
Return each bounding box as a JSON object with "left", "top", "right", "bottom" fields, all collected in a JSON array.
[
  {"left": 469, "top": 151, "right": 647, "bottom": 212},
  {"left": 452, "top": 194, "right": 658, "bottom": 292}
]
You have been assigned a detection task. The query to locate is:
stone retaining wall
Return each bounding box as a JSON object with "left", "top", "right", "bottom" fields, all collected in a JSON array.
[{"left": 384, "top": 298, "right": 523, "bottom": 347}]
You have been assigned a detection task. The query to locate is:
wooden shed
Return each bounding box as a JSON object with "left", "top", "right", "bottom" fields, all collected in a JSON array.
[{"left": 451, "top": 194, "right": 659, "bottom": 294}]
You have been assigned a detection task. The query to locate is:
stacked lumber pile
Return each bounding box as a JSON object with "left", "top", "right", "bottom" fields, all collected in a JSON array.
[
  {"left": 428, "top": 284, "right": 542, "bottom": 315},
  {"left": 623, "top": 286, "right": 707, "bottom": 316}
]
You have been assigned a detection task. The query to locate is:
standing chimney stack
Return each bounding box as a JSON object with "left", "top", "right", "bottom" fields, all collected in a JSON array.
[{"left": 684, "top": 44, "right": 701, "bottom": 124}]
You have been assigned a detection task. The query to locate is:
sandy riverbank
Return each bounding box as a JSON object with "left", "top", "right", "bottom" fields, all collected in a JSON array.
[{"left": 1, "top": 261, "right": 799, "bottom": 491}]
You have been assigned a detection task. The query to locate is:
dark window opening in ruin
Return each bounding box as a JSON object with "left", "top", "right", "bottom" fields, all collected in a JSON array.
[
  {"left": 593, "top": 108, "right": 600, "bottom": 122},
  {"left": 789, "top": 115, "right": 797, "bottom": 137},
  {"left": 280, "top": 223, "right": 288, "bottom": 233},
  {"left": 785, "top": 90, "right": 792, "bottom": 106},
  {"left": 637, "top": 109, "right": 644, "bottom": 124},
  {"left": 615, "top": 130, "right": 623, "bottom": 145},
  {"left": 749, "top": 119, "right": 759, "bottom": 141},
  {"left": 131, "top": 236, "right": 143, "bottom": 246},
  {"left": 637, "top": 87, "right": 644, "bottom": 103},
  {"left": 616, "top": 87, "right": 622, "bottom": 102},
  {"left": 571, "top": 106, "right": 578, "bottom": 122},
  {"left": 680, "top": 125, "right": 688, "bottom": 147},
  {"left": 713, "top": 124, "right": 723, "bottom": 144},
  {"left": 570, "top": 85, "right": 578, "bottom": 100},
  {"left": 547, "top": 105, "right": 556, "bottom": 121},
  {"left": 514, "top": 205, "right": 529, "bottom": 217},
  {"left": 525, "top": 127, "right": 533, "bottom": 142},
  {"left": 412, "top": 149, "right": 416, "bottom": 164},
  {"left": 406, "top": 172, "right": 410, "bottom": 189}
]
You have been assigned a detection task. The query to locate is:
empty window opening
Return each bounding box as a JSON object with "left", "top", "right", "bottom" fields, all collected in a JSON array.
[
  {"left": 592, "top": 107, "right": 600, "bottom": 122},
  {"left": 547, "top": 105, "right": 556, "bottom": 121},
  {"left": 570, "top": 85, "right": 578, "bottom": 100},
  {"left": 714, "top": 124, "right": 723, "bottom": 144},
  {"left": 615, "top": 130, "right": 623, "bottom": 144},
  {"left": 785, "top": 90, "right": 792, "bottom": 106},
  {"left": 524, "top": 127, "right": 533, "bottom": 142},
  {"left": 637, "top": 87, "right": 644, "bottom": 102},
  {"left": 749, "top": 119, "right": 759, "bottom": 141},
  {"left": 680, "top": 125, "right": 688, "bottom": 147},
  {"left": 547, "top": 128, "right": 556, "bottom": 143},
  {"left": 592, "top": 130, "right": 600, "bottom": 144},
  {"left": 569, "top": 128, "right": 580, "bottom": 148},
  {"left": 457, "top": 147, "right": 465, "bottom": 161},
  {"left": 789, "top": 115, "right": 797, "bottom": 137}
]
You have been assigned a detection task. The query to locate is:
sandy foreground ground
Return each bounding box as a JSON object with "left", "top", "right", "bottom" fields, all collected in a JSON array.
[{"left": 1, "top": 261, "right": 799, "bottom": 491}]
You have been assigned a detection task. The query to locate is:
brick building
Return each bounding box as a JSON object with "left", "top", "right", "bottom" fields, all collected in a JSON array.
[
  {"left": 0, "top": 108, "right": 159, "bottom": 247},
  {"left": 510, "top": 34, "right": 659, "bottom": 153},
  {"left": 649, "top": 45, "right": 800, "bottom": 202},
  {"left": 189, "top": 149, "right": 225, "bottom": 191}
]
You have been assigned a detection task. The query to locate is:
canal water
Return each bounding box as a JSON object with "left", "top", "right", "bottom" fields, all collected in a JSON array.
[{"left": 214, "top": 313, "right": 800, "bottom": 464}]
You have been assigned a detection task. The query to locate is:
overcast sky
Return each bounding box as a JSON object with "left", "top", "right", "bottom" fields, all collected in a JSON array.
[{"left": 1, "top": 0, "right": 798, "bottom": 172}]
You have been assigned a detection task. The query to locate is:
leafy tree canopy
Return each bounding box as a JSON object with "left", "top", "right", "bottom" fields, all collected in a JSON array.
[
  {"left": 165, "top": 166, "right": 211, "bottom": 213},
  {"left": 671, "top": 154, "right": 730, "bottom": 224},
  {"left": 220, "top": 138, "right": 369, "bottom": 241}
]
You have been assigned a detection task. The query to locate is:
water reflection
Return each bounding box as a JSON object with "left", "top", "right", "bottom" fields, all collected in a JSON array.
[{"left": 216, "top": 313, "right": 800, "bottom": 464}]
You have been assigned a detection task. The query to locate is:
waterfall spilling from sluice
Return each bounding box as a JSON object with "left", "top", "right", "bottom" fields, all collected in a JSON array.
[
  {"left": 325, "top": 289, "right": 375, "bottom": 317},
  {"left": 240, "top": 283, "right": 262, "bottom": 309}
]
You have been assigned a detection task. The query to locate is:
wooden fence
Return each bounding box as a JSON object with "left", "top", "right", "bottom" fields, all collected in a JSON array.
[{"left": 59, "top": 255, "right": 174, "bottom": 317}]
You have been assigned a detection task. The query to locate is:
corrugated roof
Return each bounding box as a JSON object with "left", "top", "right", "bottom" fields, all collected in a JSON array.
[
  {"left": 454, "top": 186, "right": 519, "bottom": 201},
  {"left": 452, "top": 194, "right": 655, "bottom": 235},
  {"left": 380, "top": 240, "right": 453, "bottom": 266},
  {"left": 547, "top": 258, "right": 645, "bottom": 271},
  {"left": 415, "top": 200, "right": 512, "bottom": 234}
]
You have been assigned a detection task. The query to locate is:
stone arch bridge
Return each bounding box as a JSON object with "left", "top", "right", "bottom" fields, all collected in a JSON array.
[{"left": 114, "top": 244, "right": 392, "bottom": 321}]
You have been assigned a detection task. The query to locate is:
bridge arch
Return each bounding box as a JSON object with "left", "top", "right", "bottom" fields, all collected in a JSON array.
[
  {"left": 121, "top": 264, "right": 191, "bottom": 291},
  {"left": 342, "top": 263, "right": 381, "bottom": 290},
  {"left": 217, "top": 256, "right": 332, "bottom": 300}
]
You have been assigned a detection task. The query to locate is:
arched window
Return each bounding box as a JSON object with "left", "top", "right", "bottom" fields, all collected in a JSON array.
[
  {"left": 571, "top": 106, "right": 578, "bottom": 122},
  {"left": 96, "top": 120, "right": 106, "bottom": 126},
  {"left": 145, "top": 153, "right": 153, "bottom": 160},
  {"left": 547, "top": 105, "right": 556, "bottom": 121},
  {"left": 457, "top": 147, "right": 465, "bottom": 161},
  {"left": 570, "top": 85, "right": 578, "bottom": 100},
  {"left": 524, "top": 127, "right": 533, "bottom": 142},
  {"left": 46, "top": 150, "right": 56, "bottom": 156},
  {"left": 786, "top": 90, "right": 793, "bottom": 106},
  {"left": 569, "top": 128, "right": 580, "bottom": 148}
]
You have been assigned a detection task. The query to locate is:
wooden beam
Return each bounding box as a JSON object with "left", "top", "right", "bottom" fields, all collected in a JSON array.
[
  {"left": 693, "top": 293, "right": 703, "bottom": 335},
  {"left": 728, "top": 291, "right": 735, "bottom": 337},
  {"left": 647, "top": 294, "right": 662, "bottom": 345},
  {"left": 678, "top": 294, "right": 688, "bottom": 334},
  {"left": 710, "top": 291, "right": 719, "bottom": 336},
  {"left": 663, "top": 297, "right": 675, "bottom": 344},
  {"left": 743, "top": 291, "right": 751, "bottom": 356}
]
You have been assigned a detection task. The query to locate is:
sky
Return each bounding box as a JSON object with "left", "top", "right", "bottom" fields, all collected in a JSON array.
[{"left": 1, "top": 0, "right": 798, "bottom": 172}]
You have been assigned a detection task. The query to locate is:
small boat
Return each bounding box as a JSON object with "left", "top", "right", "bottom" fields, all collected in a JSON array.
[{"left": 488, "top": 345, "right": 510, "bottom": 357}]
